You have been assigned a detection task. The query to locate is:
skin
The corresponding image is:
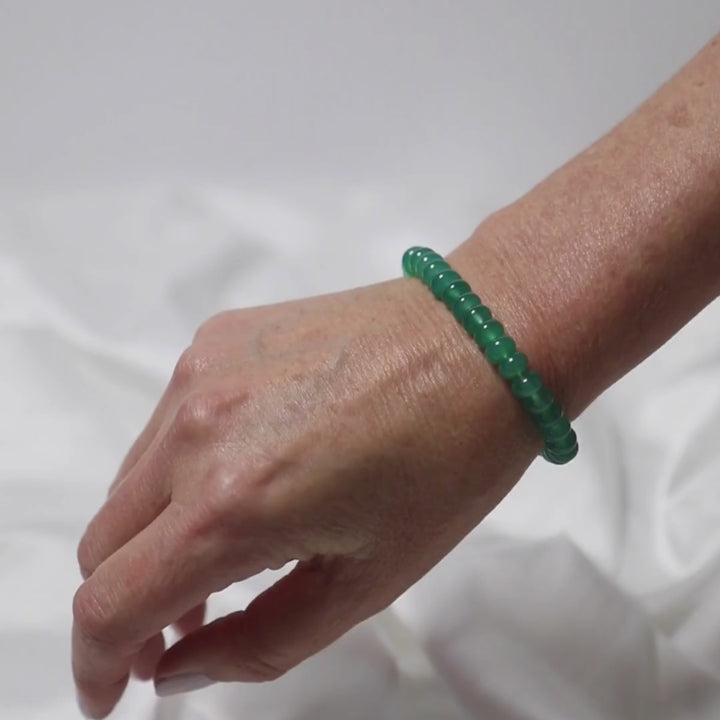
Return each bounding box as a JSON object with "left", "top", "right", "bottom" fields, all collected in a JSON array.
[{"left": 73, "top": 34, "right": 720, "bottom": 718}]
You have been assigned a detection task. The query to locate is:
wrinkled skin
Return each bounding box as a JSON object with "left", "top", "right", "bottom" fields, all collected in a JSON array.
[{"left": 72, "top": 272, "right": 540, "bottom": 718}]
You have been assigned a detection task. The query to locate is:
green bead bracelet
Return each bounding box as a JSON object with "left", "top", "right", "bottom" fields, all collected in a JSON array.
[{"left": 402, "top": 246, "right": 578, "bottom": 465}]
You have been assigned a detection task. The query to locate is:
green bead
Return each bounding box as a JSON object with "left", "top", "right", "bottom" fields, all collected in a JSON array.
[
  {"left": 444, "top": 280, "right": 472, "bottom": 306},
  {"left": 542, "top": 447, "right": 558, "bottom": 463},
  {"left": 454, "top": 292, "right": 482, "bottom": 323},
  {"left": 547, "top": 435, "right": 579, "bottom": 457},
  {"left": 498, "top": 352, "right": 528, "bottom": 379},
  {"left": 411, "top": 247, "right": 435, "bottom": 275},
  {"left": 539, "top": 416, "right": 572, "bottom": 441},
  {"left": 431, "top": 270, "right": 461, "bottom": 299},
  {"left": 543, "top": 443, "right": 578, "bottom": 464},
  {"left": 484, "top": 335, "right": 516, "bottom": 364},
  {"left": 521, "top": 386, "right": 554, "bottom": 413},
  {"left": 416, "top": 252, "right": 443, "bottom": 278},
  {"left": 462, "top": 304, "right": 492, "bottom": 334},
  {"left": 530, "top": 399, "right": 562, "bottom": 424},
  {"left": 422, "top": 260, "right": 450, "bottom": 285},
  {"left": 474, "top": 320, "right": 505, "bottom": 349},
  {"left": 546, "top": 429, "right": 578, "bottom": 453},
  {"left": 511, "top": 371, "right": 543, "bottom": 398},
  {"left": 402, "top": 247, "right": 424, "bottom": 276}
]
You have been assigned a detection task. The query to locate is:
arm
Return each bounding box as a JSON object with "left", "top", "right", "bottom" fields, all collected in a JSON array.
[
  {"left": 449, "top": 33, "right": 720, "bottom": 418},
  {"left": 72, "top": 34, "right": 720, "bottom": 719}
]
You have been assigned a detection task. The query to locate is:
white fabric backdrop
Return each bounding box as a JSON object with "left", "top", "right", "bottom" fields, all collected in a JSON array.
[{"left": 1, "top": 2, "right": 719, "bottom": 719}]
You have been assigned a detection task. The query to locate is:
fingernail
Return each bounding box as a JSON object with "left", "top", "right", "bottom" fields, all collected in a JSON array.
[{"left": 155, "top": 672, "right": 215, "bottom": 697}]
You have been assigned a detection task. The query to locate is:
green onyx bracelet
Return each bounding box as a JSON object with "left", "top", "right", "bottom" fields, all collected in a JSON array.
[{"left": 402, "top": 246, "right": 578, "bottom": 465}]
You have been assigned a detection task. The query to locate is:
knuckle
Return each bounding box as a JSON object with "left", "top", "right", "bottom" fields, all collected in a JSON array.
[
  {"left": 241, "top": 647, "right": 289, "bottom": 682},
  {"left": 72, "top": 584, "right": 116, "bottom": 648},
  {"left": 173, "top": 391, "right": 227, "bottom": 440},
  {"left": 172, "top": 387, "right": 250, "bottom": 444},
  {"left": 201, "top": 466, "right": 245, "bottom": 515},
  {"left": 171, "top": 347, "right": 209, "bottom": 388},
  {"left": 182, "top": 467, "right": 292, "bottom": 573},
  {"left": 191, "top": 465, "right": 260, "bottom": 536}
]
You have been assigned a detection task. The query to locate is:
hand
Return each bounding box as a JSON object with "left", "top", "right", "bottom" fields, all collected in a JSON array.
[{"left": 72, "top": 274, "right": 540, "bottom": 718}]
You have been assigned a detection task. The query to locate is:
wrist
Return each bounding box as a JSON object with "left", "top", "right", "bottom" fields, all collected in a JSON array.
[
  {"left": 385, "top": 250, "right": 547, "bottom": 481},
  {"left": 447, "top": 213, "right": 580, "bottom": 419}
]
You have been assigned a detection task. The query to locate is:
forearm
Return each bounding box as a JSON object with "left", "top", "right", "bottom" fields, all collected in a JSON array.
[{"left": 448, "top": 33, "right": 720, "bottom": 418}]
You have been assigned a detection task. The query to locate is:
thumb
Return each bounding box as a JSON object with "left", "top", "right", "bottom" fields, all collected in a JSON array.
[{"left": 153, "top": 556, "right": 373, "bottom": 697}]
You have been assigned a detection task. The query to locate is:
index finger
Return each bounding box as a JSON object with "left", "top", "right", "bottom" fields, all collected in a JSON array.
[
  {"left": 107, "top": 378, "right": 176, "bottom": 497},
  {"left": 71, "top": 504, "right": 235, "bottom": 718}
]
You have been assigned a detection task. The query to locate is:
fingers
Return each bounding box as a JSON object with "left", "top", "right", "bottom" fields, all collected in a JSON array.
[
  {"left": 173, "top": 603, "right": 207, "bottom": 637},
  {"left": 131, "top": 604, "right": 206, "bottom": 683},
  {"left": 84, "top": 344, "right": 242, "bottom": 580},
  {"left": 107, "top": 342, "right": 226, "bottom": 497},
  {"left": 77, "top": 442, "right": 171, "bottom": 580},
  {"left": 108, "top": 400, "right": 168, "bottom": 497},
  {"left": 154, "top": 557, "right": 373, "bottom": 695},
  {"left": 72, "top": 504, "right": 225, "bottom": 718},
  {"left": 107, "top": 358, "right": 185, "bottom": 497},
  {"left": 132, "top": 633, "right": 166, "bottom": 681}
]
